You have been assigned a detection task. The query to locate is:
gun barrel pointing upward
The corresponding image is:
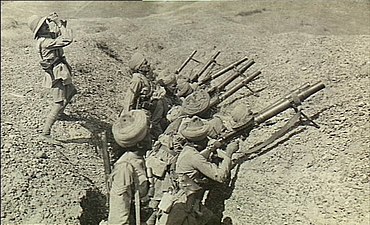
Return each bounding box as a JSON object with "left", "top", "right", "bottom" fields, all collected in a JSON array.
[
  {"left": 215, "top": 59, "right": 255, "bottom": 92},
  {"left": 176, "top": 50, "right": 197, "bottom": 74},
  {"left": 254, "top": 81, "right": 325, "bottom": 124},
  {"left": 219, "top": 70, "right": 261, "bottom": 102},
  {"left": 198, "top": 56, "right": 249, "bottom": 86},
  {"left": 262, "top": 83, "right": 311, "bottom": 113},
  {"left": 191, "top": 51, "right": 221, "bottom": 82}
]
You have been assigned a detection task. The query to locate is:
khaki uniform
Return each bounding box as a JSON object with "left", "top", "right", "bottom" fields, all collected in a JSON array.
[
  {"left": 37, "top": 26, "right": 77, "bottom": 102},
  {"left": 29, "top": 16, "right": 78, "bottom": 136},
  {"left": 123, "top": 72, "right": 169, "bottom": 140},
  {"left": 155, "top": 144, "right": 232, "bottom": 225},
  {"left": 176, "top": 145, "right": 232, "bottom": 185},
  {"left": 108, "top": 151, "right": 148, "bottom": 225}
]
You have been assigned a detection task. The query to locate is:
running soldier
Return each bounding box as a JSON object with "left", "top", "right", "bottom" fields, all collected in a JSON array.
[{"left": 28, "top": 12, "right": 77, "bottom": 139}]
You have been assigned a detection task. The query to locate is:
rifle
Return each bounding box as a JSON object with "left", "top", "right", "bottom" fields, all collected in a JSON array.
[
  {"left": 219, "top": 81, "right": 325, "bottom": 144},
  {"left": 101, "top": 131, "right": 111, "bottom": 202},
  {"left": 175, "top": 50, "right": 198, "bottom": 75},
  {"left": 198, "top": 56, "right": 249, "bottom": 86},
  {"left": 208, "top": 70, "right": 261, "bottom": 108},
  {"left": 207, "top": 59, "right": 255, "bottom": 95},
  {"left": 190, "top": 51, "right": 221, "bottom": 82}
]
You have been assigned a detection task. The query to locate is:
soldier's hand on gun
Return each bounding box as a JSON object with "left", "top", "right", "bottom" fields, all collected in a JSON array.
[
  {"left": 225, "top": 139, "right": 239, "bottom": 158},
  {"left": 208, "top": 139, "right": 222, "bottom": 151}
]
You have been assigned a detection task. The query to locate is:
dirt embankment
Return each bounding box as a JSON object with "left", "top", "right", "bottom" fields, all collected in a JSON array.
[{"left": 1, "top": 1, "right": 369, "bottom": 224}]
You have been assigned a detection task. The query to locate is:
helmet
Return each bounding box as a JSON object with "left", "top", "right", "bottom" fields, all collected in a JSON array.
[
  {"left": 112, "top": 110, "right": 149, "bottom": 148},
  {"left": 27, "top": 15, "right": 47, "bottom": 39},
  {"left": 179, "top": 116, "right": 210, "bottom": 142},
  {"left": 182, "top": 89, "right": 210, "bottom": 116},
  {"left": 128, "top": 52, "right": 146, "bottom": 71}
]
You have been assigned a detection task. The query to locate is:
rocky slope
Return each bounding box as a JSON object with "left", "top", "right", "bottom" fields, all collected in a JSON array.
[{"left": 1, "top": 1, "right": 369, "bottom": 224}]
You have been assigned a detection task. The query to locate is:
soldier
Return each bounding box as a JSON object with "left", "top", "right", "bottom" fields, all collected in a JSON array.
[
  {"left": 176, "top": 74, "right": 199, "bottom": 99},
  {"left": 155, "top": 117, "right": 239, "bottom": 225},
  {"left": 153, "top": 69, "right": 182, "bottom": 136},
  {"left": 109, "top": 110, "right": 151, "bottom": 225},
  {"left": 27, "top": 12, "right": 77, "bottom": 139},
  {"left": 122, "top": 53, "right": 172, "bottom": 141}
]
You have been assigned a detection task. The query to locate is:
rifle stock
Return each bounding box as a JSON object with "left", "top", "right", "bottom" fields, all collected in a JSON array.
[{"left": 101, "top": 131, "right": 111, "bottom": 201}]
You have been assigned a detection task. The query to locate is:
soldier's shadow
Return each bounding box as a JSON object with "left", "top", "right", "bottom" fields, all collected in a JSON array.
[{"left": 56, "top": 113, "right": 113, "bottom": 148}]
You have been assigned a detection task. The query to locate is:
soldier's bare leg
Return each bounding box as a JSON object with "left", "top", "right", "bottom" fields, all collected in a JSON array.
[
  {"left": 58, "top": 83, "right": 77, "bottom": 119},
  {"left": 42, "top": 101, "right": 64, "bottom": 137}
]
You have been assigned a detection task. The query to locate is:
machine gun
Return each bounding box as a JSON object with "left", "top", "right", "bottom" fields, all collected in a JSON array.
[
  {"left": 221, "top": 81, "right": 325, "bottom": 141},
  {"left": 198, "top": 56, "right": 249, "bottom": 86},
  {"left": 213, "top": 81, "right": 325, "bottom": 158},
  {"left": 175, "top": 50, "right": 199, "bottom": 75},
  {"left": 189, "top": 51, "right": 221, "bottom": 82}
]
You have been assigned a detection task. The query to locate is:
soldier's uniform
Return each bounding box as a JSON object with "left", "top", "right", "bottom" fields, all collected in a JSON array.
[
  {"left": 108, "top": 110, "right": 151, "bottom": 225},
  {"left": 28, "top": 13, "right": 77, "bottom": 137},
  {"left": 122, "top": 53, "right": 171, "bottom": 141},
  {"left": 154, "top": 117, "right": 238, "bottom": 225},
  {"left": 108, "top": 152, "right": 148, "bottom": 225}
]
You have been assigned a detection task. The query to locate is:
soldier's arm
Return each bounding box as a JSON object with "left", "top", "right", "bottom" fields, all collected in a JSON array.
[
  {"left": 192, "top": 151, "right": 232, "bottom": 183},
  {"left": 109, "top": 163, "right": 134, "bottom": 224},
  {"left": 123, "top": 75, "right": 143, "bottom": 111},
  {"left": 44, "top": 26, "right": 73, "bottom": 49}
]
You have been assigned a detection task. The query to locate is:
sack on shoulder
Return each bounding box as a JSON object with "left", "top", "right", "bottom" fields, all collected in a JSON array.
[{"left": 146, "top": 154, "right": 168, "bottom": 178}]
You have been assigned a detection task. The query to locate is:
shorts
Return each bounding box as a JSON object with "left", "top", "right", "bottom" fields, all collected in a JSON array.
[{"left": 51, "top": 79, "right": 77, "bottom": 103}]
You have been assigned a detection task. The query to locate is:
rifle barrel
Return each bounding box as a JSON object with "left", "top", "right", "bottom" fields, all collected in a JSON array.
[
  {"left": 176, "top": 50, "right": 197, "bottom": 74},
  {"left": 191, "top": 51, "right": 221, "bottom": 82},
  {"left": 215, "top": 59, "right": 255, "bottom": 92},
  {"left": 199, "top": 56, "right": 249, "bottom": 85},
  {"left": 220, "top": 70, "right": 261, "bottom": 101}
]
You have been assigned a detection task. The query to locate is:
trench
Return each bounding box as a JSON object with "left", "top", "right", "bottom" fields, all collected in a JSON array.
[{"left": 79, "top": 188, "right": 108, "bottom": 225}]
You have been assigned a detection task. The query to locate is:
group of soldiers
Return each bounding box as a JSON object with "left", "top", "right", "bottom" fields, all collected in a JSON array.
[
  {"left": 28, "top": 12, "right": 250, "bottom": 225},
  {"left": 108, "top": 50, "right": 249, "bottom": 225},
  {"left": 27, "top": 12, "right": 325, "bottom": 225}
]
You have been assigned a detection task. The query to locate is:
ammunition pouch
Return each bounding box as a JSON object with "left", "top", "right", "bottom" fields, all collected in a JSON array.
[
  {"left": 146, "top": 154, "right": 168, "bottom": 178},
  {"left": 178, "top": 174, "right": 202, "bottom": 196}
]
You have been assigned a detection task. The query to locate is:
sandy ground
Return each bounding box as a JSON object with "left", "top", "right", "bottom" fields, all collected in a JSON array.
[{"left": 1, "top": 1, "right": 369, "bottom": 224}]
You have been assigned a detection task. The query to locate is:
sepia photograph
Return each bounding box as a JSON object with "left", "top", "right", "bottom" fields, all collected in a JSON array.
[{"left": 1, "top": 0, "right": 369, "bottom": 224}]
